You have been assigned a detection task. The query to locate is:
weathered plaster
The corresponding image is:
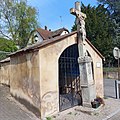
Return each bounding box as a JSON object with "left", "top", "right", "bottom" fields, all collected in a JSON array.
[
  {"left": 84, "top": 40, "right": 104, "bottom": 97},
  {"left": 41, "top": 91, "right": 58, "bottom": 117},
  {"left": 0, "top": 61, "right": 10, "bottom": 86},
  {"left": 9, "top": 33, "right": 104, "bottom": 118},
  {"left": 39, "top": 33, "right": 103, "bottom": 117},
  {"left": 39, "top": 34, "right": 77, "bottom": 118},
  {"left": 10, "top": 51, "right": 41, "bottom": 113}
]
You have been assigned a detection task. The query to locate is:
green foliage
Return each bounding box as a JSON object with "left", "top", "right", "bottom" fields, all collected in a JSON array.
[
  {"left": 71, "top": 4, "right": 115, "bottom": 66},
  {"left": 0, "top": 37, "right": 18, "bottom": 60},
  {"left": 103, "top": 67, "right": 118, "bottom": 72},
  {"left": 0, "top": 38, "right": 17, "bottom": 52},
  {"left": 46, "top": 117, "right": 52, "bottom": 120},
  {"left": 97, "top": 0, "right": 120, "bottom": 12},
  {"left": 0, "top": 53, "right": 7, "bottom": 61},
  {"left": 0, "top": 0, "right": 39, "bottom": 48},
  {"left": 97, "top": 0, "right": 120, "bottom": 48}
]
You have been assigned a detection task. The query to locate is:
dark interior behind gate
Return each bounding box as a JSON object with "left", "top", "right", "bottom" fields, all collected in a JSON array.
[{"left": 59, "top": 44, "right": 82, "bottom": 111}]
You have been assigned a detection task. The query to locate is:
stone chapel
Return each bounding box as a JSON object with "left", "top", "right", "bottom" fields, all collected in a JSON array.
[{"left": 0, "top": 1, "right": 104, "bottom": 119}]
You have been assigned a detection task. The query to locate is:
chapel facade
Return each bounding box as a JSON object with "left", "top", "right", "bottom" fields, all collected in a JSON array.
[{"left": 0, "top": 26, "right": 104, "bottom": 118}]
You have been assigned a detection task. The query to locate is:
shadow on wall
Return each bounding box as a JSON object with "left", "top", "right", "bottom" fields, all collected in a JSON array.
[{"left": 12, "top": 95, "right": 41, "bottom": 118}]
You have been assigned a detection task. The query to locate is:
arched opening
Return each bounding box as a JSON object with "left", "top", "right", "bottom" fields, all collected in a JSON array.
[{"left": 59, "top": 44, "right": 82, "bottom": 111}]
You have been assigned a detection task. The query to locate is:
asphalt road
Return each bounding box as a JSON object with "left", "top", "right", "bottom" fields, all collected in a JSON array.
[
  {"left": 104, "top": 79, "right": 116, "bottom": 98},
  {"left": 103, "top": 79, "right": 120, "bottom": 120}
]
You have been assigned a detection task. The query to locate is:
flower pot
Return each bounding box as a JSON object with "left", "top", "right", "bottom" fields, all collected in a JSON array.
[{"left": 91, "top": 101, "right": 100, "bottom": 108}]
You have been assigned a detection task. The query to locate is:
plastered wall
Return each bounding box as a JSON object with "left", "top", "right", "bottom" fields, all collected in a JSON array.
[
  {"left": 39, "top": 34, "right": 77, "bottom": 118},
  {"left": 85, "top": 40, "right": 104, "bottom": 97},
  {"left": 10, "top": 51, "right": 41, "bottom": 116},
  {"left": 9, "top": 33, "right": 103, "bottom": 118},
  {"left": 0, "top": 61, "right": 10, "bottom": 86}
]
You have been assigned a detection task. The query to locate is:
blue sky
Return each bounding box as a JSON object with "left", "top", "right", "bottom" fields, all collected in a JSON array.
[{"left": 28, "top": 0, "right": 98, "bottom": 31}]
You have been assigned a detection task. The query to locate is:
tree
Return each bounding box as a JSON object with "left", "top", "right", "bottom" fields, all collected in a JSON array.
[
  {"left": 71, "top": 4, "right": 115, "bottom": 66},
  {"left": 97, "top": 0, "right": 120, "bottom": 48},
  {"left": 0, "top": 37, "right": 18, "bottom": 60},
  {"left": 0, "top": 0, "right": 39, "bottom": 48},
  {"left": 0, "top": 38, "right": 17, "bottom": 52}
]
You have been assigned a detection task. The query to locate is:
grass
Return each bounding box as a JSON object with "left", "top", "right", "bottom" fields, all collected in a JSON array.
[
  {"left": 103, "top": 67, "right": 118, "bottom": 72},
  {"left": 68, "top": 112, "right": 72, "bottom": 115},
  {"left": 46, "top": 117, "right": 52, "bottom": 120}
]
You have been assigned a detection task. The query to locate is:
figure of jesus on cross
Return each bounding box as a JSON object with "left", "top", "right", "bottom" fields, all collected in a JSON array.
[
  {"left": 70, "top": 1, "right": 87, "bottom": 43},
  {"left": 70, "top": 2, "right": 96, "bottom": 104}
]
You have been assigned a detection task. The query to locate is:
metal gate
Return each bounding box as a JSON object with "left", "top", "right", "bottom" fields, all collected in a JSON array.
[{"left": 59, "top": 44, "right": 82, "bottom": 111}]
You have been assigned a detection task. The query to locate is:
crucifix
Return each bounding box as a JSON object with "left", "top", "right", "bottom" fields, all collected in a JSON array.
[
  {"left": 70, "top": 2, "right": 96, "bottom": 104},
  {"left": 70, "top": 1, "right": 86, "bottom": 57}
]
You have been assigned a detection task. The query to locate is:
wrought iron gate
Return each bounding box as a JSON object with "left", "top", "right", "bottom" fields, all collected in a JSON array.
[{"left": 59, "top": 44, "right": 82, "bottom": 111}]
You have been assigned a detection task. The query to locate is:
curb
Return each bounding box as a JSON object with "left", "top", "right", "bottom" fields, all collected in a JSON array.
[{"left": 75, "top": 104, "right": 104, "bottom": 115}]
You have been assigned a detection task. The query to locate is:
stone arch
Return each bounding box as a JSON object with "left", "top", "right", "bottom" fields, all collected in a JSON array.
[{"left": 57, "top": 43, "right": 77, "bottom": 60}]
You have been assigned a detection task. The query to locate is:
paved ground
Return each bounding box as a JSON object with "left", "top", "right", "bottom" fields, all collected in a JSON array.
[
  {"left": 0, "top": 84, "right": 39, "bottom": 120},
  {"left": 0, "top": 79, "right": 120, "bottom": 120},
  {"left": 109, "top": 111, "right": 120, "bottom": 120},
  {"left": 51, "top": 98, "right": 120, "bottom": 120},
  {"left": 51, "top": 79, "right": 120, "bottom": 120}
]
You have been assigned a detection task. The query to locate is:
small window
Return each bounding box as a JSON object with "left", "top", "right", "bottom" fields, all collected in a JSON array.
[
  {"left": 34, "top": 34, "right": 38, "bottom": 43},
  {"left": 35, "top": 39, "right": 38, "bottom": 42},
  {"left": 34, "top": 34, "right": 38, "bottom": 37}
]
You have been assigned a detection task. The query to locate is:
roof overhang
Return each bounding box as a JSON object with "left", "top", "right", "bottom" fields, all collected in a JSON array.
[{"left": 9, "top": 31, "right": 105, "bottom": 60}]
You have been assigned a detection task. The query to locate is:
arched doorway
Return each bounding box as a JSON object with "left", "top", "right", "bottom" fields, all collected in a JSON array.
[{"left": 59, "top": 44, "right": 82, "bottom": 111}]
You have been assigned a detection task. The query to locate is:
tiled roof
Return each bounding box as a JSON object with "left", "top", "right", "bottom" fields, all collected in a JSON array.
[
  {"left": 51, "top": 28, "right": 69, "bottom": 38},
  {"left": 36, "top": 28, "right": 52, "bottom": 40},
  {"left": 9, "top": 31, "right": 76, "bottom": 56},
  {"left": 36, "top": 27, "right": 69, "bottom": 40},
  {"left": 0, "top": 57, "right": 10, "bottom": 63},
  {"left": 9, "top": 31, "right": 104, "bottom": 60}
]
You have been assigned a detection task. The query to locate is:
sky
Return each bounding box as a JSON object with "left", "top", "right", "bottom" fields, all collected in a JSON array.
[{"left": 27, "top": 0, "right": 98, "bottom": 31}]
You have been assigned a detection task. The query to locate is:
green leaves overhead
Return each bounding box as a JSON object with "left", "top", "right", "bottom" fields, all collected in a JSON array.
[
  {"left": 0, "top": 0, "right": 39, "bottom": 48},
  {"left": 0, "top": 37, "right": 18, "bottom": 60},
  {"left": 71, "top": 3, "right": 115, "bottom": 66},
  {"left": 97, "top": 0, "right": 120, "bottom": 47},
  {"left": 0, "top": 38, "right": 17, "bottom": 52}
]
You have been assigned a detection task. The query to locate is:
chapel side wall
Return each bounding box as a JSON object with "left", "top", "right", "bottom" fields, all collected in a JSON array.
[
  {"left": 39, "top": 34, "right": 77, "bottom": 118},
  {"left": 0, "top": 61, "right": 10, "bottom": 86},
  {"left": 85, "top": 41, "right": 104, "bottom": 97},
  {"left": 10, "top": 51, "right": 41, "bottom": 115}
]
